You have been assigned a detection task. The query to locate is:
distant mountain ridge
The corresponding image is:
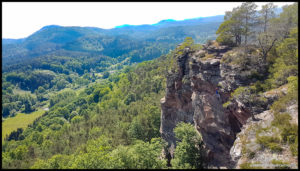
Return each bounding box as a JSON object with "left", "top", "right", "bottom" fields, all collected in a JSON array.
[
  {"left": 2, "top": 14, "right": 224, "bottom": 72},
  {"left": 3, "top": 15, "right": 224, "bottom": 42}
]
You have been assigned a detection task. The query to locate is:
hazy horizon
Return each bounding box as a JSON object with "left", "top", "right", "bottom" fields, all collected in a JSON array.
[{"left": 2, "top": 2, "right": 295, "bottom": 39}]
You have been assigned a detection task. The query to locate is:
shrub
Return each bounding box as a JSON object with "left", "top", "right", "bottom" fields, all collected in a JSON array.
[
  {"left": 290, "top": 136, "right": 298, "bottom": 156},
  {"left": 231, "top": 86, "right": 248, "bottom": 99},
  {"left": 248, "top": 151, "right": 256, "bottom": 159},
  {"left": 222, "top": 101, "right": 231, "bottom": 108},
  {"left": 281, "top": 124, "right": 298, "bottom": 143},
  {"left": 202, "top": 53, "right": 215, "bottom": 60},
  {"left": 268, "top": 143, "right": 283, "bottom": 153},
  {"left": 256, "top": 136, "right": 282, "bottom": 152},
  {"left": 240, "top": 162, "right": 263, "bottom": 169},
  {"left": 71, "top": 115, "right": 83, "bottom": 124},
  {"left": 171, "top": 122, "right": 207, "bottom": 169},
  {"left": 271, "top": 159, "right": 290, "bottom": 169},
  {"left": 271, "top": 112, "right": 291, "bottom": 128},
  {"left": 270, "top": 95, "right": 293, "bottom": 113}
]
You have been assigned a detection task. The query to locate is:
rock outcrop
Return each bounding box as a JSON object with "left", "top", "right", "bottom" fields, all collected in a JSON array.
[
  {"left": 160, "top": 42, "right": 252, "bottom": 168},
  {"left": 230, "top": 104, "right": 298, "bottom": 169},
  {"left": 229, "top": 85, "right": 298, "bottom": 169}
]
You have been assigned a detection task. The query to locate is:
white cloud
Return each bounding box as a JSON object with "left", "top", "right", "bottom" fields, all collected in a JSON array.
[{"left": 2, "top": 2, "right": 295, "bottom": 39}]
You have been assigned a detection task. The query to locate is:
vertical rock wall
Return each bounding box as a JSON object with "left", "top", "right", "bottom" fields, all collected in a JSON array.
[{"left": 160, "top": 44, "right": 251, "bottom": 168}]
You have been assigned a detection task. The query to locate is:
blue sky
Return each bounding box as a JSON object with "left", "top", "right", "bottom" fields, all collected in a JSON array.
[{"left": 2, "top": 2, "right": 295, "bottom": 39}]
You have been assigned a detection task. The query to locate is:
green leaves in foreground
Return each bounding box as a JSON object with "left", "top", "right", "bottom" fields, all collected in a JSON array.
[
  {"left": 31, "top": 136, "right": 167, "bottom": 169},
  {"left": 171, "top": 122, "right": 207, "bottom": 169}
]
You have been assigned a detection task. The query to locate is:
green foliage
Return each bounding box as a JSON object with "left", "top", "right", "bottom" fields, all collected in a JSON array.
[
  {"left": 171, "top": 37, "right": 202, "bottom": 72},
  {"left": 128, "top": 118, "right": 144, "bottom": 140},
  {"left": 216, "top": 20, "right": 236, "bottom": 46},
  {"left": 272, "top": 3, "right": 298, "bottom": 39},
  {"left": 270, "top": 76, "right": 298, "bottom": 114},
  {"left": 2, "top": 91, "right": 38, "bottom": 117},
  {"left": 216, "top": 2, "right": 258, "bottom": 46},
  {"left": 2, "top": 3, "right": 298, "bottom": 169},
  {"left": 248, "top": 151, "right": 256, "bottom": 159},
  {"left": 271, "top": 112, "right": 298, "bottom": 156},
  {"left": 49, "top": 89, "right": 76, "bottom": 107},
  {"left": 287, "top": 76, "right": 298, "bottom": 100},
  {"left": 281, "top": 124, "right": 298, "bottom": 144},
  {"left": 2, "top": 152, "right": 13, "bottom": 168},
  {"left": 31, "top": 136, "right": 166, "bottom": 169},
  {"left": 271, "top": 159, "right": 290, "bottom": 169},
  {"left": 14, "top": 145, "right": 29, "bottom": 160},
  {"left": 71, "top": 136, "right": 112, "bottom": 169},
  {"left": 266, "top": 28, "right": 298, "bottom": 89},
  {"left": 171, "top": 122, "right": 206, "bottom": 169},
  {"left": 271, "top": 112, "right": 291, "bottom": 128},
  {"left": 6, "top": 128, "right": 24, "bottom": 141},
  {"left": 128, "top": 106, "right": 161, "bottom": 142},
  {"left": 239, "top": 162, "right": 263, "bottom": 169},
  {"left": 289, "top": 136, "right": 298, "bottom": 156},
  {"left": 231, "top": 86, "right": 248, "bottom": 99},
  {"left": 31, "top": 154, "right": 74, "bottom": 169},
  {"left": 175, "top": 37, "right": 202, "bottom": 53},
  {"left": 256, "top": 135, "right": 282, "bottom": 152},
  {"left": 108, "top": 138, "right": 166, "bottom": 169},
  {"left": 102, "top": 71, "right": 110, "bottom": 79},
  {"left": 2, "top": 49, "right": 170, "bottom": 169},
  {"left": 202, "top": 53, "right": 215, "bottom": 60}
]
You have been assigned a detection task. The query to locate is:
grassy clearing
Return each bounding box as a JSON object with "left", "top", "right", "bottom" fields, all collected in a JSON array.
[
  {"left": 12, "top": 88, "right": 32, "bottom": 95},
  {"left": 2, "top": 109, "right": 45, "bottom": 141},
  {"left": 13, "top": 87, "right": 37, "bottom": 98},
  {"left": 95, "top": 73, "right": 103, "bottom": 78}
]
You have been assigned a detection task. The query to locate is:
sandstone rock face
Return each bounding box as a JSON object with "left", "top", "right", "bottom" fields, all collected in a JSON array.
[
  {"left": 160, "top": 48, "right": 194, "bottom": 161},
  {"left": 160, "top": 44, "right": 252, "bottom": 168},
  {"left": 230, "top": 105, "right": 298, "bottom": 169},
  {"left": 202, "top": 41, "right": 231, "bottom": 59}
]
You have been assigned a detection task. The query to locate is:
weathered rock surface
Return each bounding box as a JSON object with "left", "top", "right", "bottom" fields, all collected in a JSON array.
[
  {"left": 160, "top": 48, "right": 194, "bottom": 162},
  {"left": 202, "top": 42, "right": 231, "bottom": 59},
  {"left": 160, "top": 43, "right": 253, "bottom": 168},
  {"left": 230, "top": 103, "right": 298, "bottom": 169}
]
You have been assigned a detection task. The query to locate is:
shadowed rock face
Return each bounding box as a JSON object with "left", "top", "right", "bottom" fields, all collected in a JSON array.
[
  {"left": 160, "top": 48, "right": 194, "bottom": 163},
  {"left": 160, "top": 44, "right": 252, "bottom": 168}
]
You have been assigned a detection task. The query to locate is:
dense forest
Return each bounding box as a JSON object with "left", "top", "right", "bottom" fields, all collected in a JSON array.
[
  {"left": 2, "top": 15, "right": 222, "bottom": 119},
  {"left": 2, "top": 2, "right": 298, "bottom": 169}
]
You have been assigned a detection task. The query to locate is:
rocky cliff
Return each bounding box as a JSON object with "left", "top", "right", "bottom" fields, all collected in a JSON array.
[
  {"left": 160, "top": 42, "right": 253, "bottom": 168},
  {"left": 230, "top": 85, "right": 298, "bottom": 169}
]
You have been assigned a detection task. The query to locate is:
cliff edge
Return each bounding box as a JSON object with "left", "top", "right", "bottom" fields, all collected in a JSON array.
[{"left": 160, "top": 41, "right": 253, "bottom": 168}]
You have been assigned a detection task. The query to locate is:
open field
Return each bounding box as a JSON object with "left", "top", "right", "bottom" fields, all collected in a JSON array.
[{"left": 2, "top": 109, "right": 45, "bottom": 141}]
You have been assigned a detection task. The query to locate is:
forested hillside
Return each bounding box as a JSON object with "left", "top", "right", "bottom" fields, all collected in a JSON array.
[
  {"left": 2, "top": 15, "right": 222, "bottom": 120},
  {"left": 2, "top": 2, "right": 298, "bottom": 169},
  {"left": 2, "top": 42, "right": 190, "bottom": 168},
  {"left": 2, "top": 15, "right": 222, "bottom": 68}
]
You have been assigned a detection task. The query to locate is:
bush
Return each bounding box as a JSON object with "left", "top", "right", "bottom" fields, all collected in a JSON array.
[
  {"left": 256, "top": 136, "right": 282, "bottom": 152},
  {"left": 222, "top": 101, "right": 231, "bottom": 108},
  {"left": 268, "top": 143, "right": 283, "bottom": 153},
  {"left": 271, "top": 112, "right": 291, "bottom": 128},
  {"left": 171, "top": 122, "right": 206, "bottom": 169},
  {"left": 239, "top": 162, "right": 263, "bottom": 169},
  {"left": 202, "top": 53, "right": 215, "bottom": 60},
  {"left": 271, "top": 159, "right": 290, "bottom": 169},
  {"left": 102, "top": 71, "right": 110, "bottom": 79},
  {"left": 248, "top": 151, "right": 256, "bottom": 159},
  {"left": 216, "top": 33, "right": 235, "bottom": 47},
  {"left": 281, "top": 124, "right": 298, "bottom": 143},
  {"left": 290, "top": 136, "right": 298, "bottom": 156}
]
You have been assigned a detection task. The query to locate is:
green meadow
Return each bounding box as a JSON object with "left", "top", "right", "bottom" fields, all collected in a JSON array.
[{"left": 2, "top": 109, "right": 45, "bottom": 141}]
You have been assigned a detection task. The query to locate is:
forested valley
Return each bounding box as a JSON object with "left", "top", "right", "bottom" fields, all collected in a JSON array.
[{"left": 2, "top": 2, "right": 298, "bottom": 169}]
